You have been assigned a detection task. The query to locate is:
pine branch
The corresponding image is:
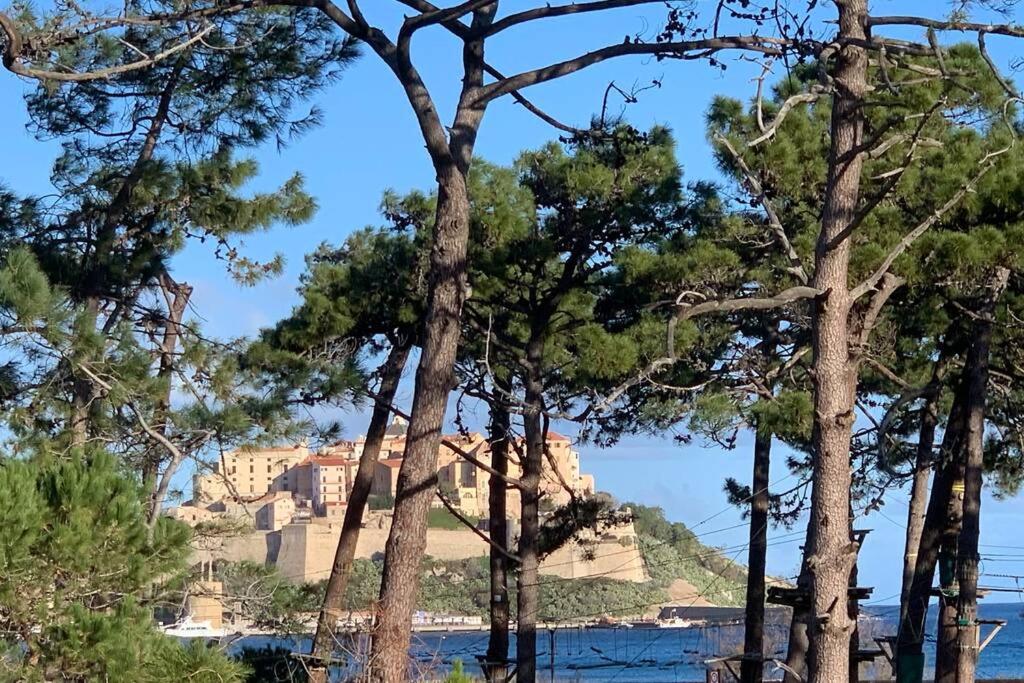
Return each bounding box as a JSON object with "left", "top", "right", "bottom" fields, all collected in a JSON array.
[
  {"left": 714, "top": 132, "right": 809, "bottom": 284},
  {"left": 849, "top": 146, "right": 1010, "bottom": 301},
  {"left": 435, "top": 488, "right": 521, "bottom": 563}
]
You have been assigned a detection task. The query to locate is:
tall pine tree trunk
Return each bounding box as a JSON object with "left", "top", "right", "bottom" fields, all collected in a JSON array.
[
  {"left": 517, "top": 344, "right": 545, "bottom": 683},
  {"left": 485, "top": 383, "right": 512, "bottom": 682},
  {"left": 741, "top": 425, "right": 772, "bottom": 683},
  {"left": 897, "top": 383, "right": 969, "bottom": 682},
  {"left": 954, "top": 268, "right": 1008, "bottom": 681},
  {"left": 783, "top": 557, "right": 811, "bottom": 683},
  {"left": 899, "top": 384, "right": 940, "bottom": 629},
  {"left": 805, "top": 3, "right": 869, "bottom": 682},
  {"left": 309, "top": 341, "right": 411, "bottom": 683},
  {"left": 371, "top": 167, "right": 473, "bottom": 682},
  {"left": 935, "top": 587, "right": 960, "bottom": 683}
]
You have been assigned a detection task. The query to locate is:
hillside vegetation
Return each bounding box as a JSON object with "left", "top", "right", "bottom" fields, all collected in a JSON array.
[{"left": 217, "top": 505, "right": 749, "bottom": 624}]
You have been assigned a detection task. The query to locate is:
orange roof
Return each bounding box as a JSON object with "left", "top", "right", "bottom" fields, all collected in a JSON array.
[
  {"left": 546, "top": 431, "right": 570, "bottom": 442},
  {"left": 313, "top": 457, "right": 354, "bottom": 467},
  {"left": 379, "top": 458, "right": 404, "bottom": 469}
]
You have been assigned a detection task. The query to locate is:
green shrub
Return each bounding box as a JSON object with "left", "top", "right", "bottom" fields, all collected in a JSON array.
[
  {"left": 444, "top": 659, "right": 475, "bottom": 683},
  {"left": 427, "top": 507, "right": 476, "bottom": 530},
  {"left": 368, "top": 493, "right": 395, "bottom": 510}
]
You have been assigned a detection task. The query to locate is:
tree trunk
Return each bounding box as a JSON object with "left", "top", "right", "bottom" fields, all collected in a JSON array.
[
  {"left": 804, "top": 3, "right": 869, "bottom": 682},
  {"left": 897, "top": 382, "right": 969, "bottom": 683},
  {"left": 899, "top": 386, "right": 940, "bottom": 630},
  {"left": 71, "top": 63, "right": 184, "bottom": 451},
  {"left": 145, "top": 273, "right": 193, "bottom": 520},
  {"left": 485, "top": 383, "right": 512, "bottom": 683},
  {"left": 741, "top": 425, "right": 772, "bottom": 683},
  {"left": 517, "top": 345, "right": 545, "bottom": 683},
  {"left": 370, "top": 167, "right": 473, "bottom": 682},
  {"left": 309, "top": 341, "right": 411, "bottom": 683},
  {"left": 935, "top": 591, "right": 959, "bottom": 683},
  {"left": 954, "top": 268, "right": 1009, "bottom": 682},
  {"left": 783, "top": 557, "right": 811, "bottom": 683}
]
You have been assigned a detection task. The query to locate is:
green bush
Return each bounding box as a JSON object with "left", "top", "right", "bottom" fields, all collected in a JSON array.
[
  {"left": 368, "top": 493, "right": 395, "bottom": 510},
  {"left": 427, "top": 507, "right": 476, "bottom": 530},
  {"left": 0, "top": 451, "right": 245, "bottom": 681},
  {"left": 444, "top": 659, "right": 475, "bottom": 683}
]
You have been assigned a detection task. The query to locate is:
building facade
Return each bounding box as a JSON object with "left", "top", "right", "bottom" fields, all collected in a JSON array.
[{"left": 184, "top": 418, "right": 595, "bottom": 525}]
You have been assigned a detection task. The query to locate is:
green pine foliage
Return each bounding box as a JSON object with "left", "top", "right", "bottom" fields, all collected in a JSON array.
[
  {"left": 708, "top": 46, "right": 1024, "bottom": 500},
  {"left": 0, "top": 450, "right": 244, "bottom": 681}
]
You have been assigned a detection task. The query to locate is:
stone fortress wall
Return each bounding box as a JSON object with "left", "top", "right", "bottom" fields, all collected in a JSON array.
[
  {"left": 177, "top": 416, "right": 646, "bottom": 585},
  {"left": 192, "top": 510, "right": 648, "bottom": 584}
]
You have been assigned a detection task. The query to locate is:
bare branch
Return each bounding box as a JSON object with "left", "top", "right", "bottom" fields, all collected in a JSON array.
[
  {"left": 854, "top": 272, "right": 905, "bottom": 351},
  {"left": 979, "top": 31, "right": 1020, "bottom": 99},
  {"left": 481, "top": 0, "right": 666, "bottom": 37},
  {"left": 867, "top": 15, "right": 1024, "bottom": 39},
  {"left": 1, "top": 20, "right": 214, "bottom": 82},
  {"left": 475, "top": 35, "right": 802, "bottom": 105},
  {"left": 581, "top": 285, "right": 820, "bottom": 418},
  {"left": 747, "top": 86, "right": 827, "bottom": 148},
  {"left": 436, "top": 489, "right": 521, "bottom": 563},
  {"left": 714, "top": 132, "right": 809, "bottom": 283}
]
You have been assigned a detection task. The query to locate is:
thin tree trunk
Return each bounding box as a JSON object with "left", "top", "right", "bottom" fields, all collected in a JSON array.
[
  {"left": 954, "top": 268, "right": 1009, "bottom": 682},
  {"left": 899, "top": 385, "right": 940, "bottom": 629},
  {"left": 741, "top": 425, "right": 772, "bottom": 683},
  {"left": 144, "top": 272, "right": 192, "bottom": 519},
  {"left": 485, "top": 382, "right": 512, "bottom": 683},
  {"left": 897, "top": 383, "right": 969, "bottom": 682},
  {"left": 309, "top": 341, "right": 410, "bottom": 683},
  {"left": 370, "top": 167, "right": 474, "bottom": 682},
  {"left": 848, "top": 505, "right": 861, "bottom": 683},
  {"left": 517, "top": 346, "right": 545, "bottom": 683},
  {"left": 804, "top": 3, "right": 869, "bottom": 682},
  {"left": 783, "top": 557, "right": 811, "bottom": 683},
  {"left": 935, "top": 591, "right": 959, "bottom": 683},
  {"left": 368, "top": 1, "right": 495, "bottom": 673},
  {"left": 70, "top": 62, "right": 184, "bottom": 450}
]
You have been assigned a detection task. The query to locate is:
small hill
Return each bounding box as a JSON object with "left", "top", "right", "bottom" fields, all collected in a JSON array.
[{"left": 626, "top": 503, "right": 750, "bottom": 608}]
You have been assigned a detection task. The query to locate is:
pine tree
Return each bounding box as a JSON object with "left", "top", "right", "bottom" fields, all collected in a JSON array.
[
  {"left": 252, "top": 201, "right": 430, "bottom": 682},
  {"left": 0, "top": 448, "right": 247, "bottom": 680}
]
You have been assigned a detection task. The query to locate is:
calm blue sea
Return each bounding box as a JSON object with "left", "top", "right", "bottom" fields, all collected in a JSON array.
[{"left": 236, "top": 603, "right": 1024, "bottom": 681}]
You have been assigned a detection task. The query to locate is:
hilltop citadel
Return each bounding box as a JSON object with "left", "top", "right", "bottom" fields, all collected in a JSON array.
[{"left": 168, "top": 417, "right": 647, "bottom": 585}]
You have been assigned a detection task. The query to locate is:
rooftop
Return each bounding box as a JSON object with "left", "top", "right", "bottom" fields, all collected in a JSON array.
[{"left": 312, "top": 457, "right": 357, "bottom": 467}]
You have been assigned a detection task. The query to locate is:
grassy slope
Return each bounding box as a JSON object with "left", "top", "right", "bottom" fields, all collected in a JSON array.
[{"left": 328, "top": 504, "right": 750, "bottom": 619}]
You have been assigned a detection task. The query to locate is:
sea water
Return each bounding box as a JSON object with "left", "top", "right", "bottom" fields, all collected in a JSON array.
[{"left": 236, "top": 603, "right": 1024, "bottom": 681}]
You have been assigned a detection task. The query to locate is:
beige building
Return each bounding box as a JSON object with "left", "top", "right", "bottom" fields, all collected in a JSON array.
[
  {"left": 196, "top": 444, "right": 310, "bottom": 501},
  {"left": 183, "top": 419, "right": 595, "bottom": 524},
  {"left": 256, "top": 495, "right": 296, "bottom": 532},
  {"left": 434, "top": 431, "right": 593, "bottom": 517},
  {"left": 311, "top": 457, "right": 355, "bottom": 513},
  {"left": 372, "top": 458, "right": 403, "bottom": 498},
  {"left": 229, "top": 444, "right": 309, "bottom": 496}
]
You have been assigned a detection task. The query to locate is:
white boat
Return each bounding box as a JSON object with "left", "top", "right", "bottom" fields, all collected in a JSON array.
[
  {"left": 160, "top": 615, "right": 235, "bottom": 638},
  {"left": 656, "top": 617, "right": 693, "bottom": 629}
]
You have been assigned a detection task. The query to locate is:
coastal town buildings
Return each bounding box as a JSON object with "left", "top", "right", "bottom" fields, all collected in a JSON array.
[
  {"left": 184, "top": 416, "right": 596, "bottom": 528},
  {"left": 169, "top": 417, "right": 643, "bottom": 585}
]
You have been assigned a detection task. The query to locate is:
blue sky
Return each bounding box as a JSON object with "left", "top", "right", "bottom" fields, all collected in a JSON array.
[{"left": 4, "top": 1, "right": 1024, "bottom": 602}]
